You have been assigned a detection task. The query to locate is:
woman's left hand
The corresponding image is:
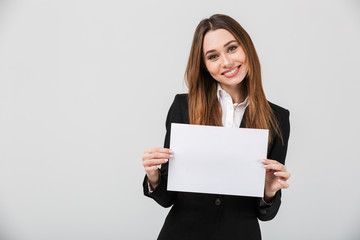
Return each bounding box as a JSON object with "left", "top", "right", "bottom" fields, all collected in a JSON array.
[{"left": 263, "top": 159, "right": 291, "bottom": 203}]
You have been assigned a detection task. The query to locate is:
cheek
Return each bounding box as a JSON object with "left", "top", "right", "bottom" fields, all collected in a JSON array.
[
  {"left": 236, "top": 52, "right": 247, "bottom": 62},
  {"left": 205, "top": 62, "right": 219, "bottom": 75},
  {"left": 242, "top": 62, "right": 249, "bottom": 73}
]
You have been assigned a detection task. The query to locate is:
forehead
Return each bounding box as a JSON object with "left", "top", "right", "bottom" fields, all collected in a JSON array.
[{"left": 203, "top": 29, "right": 237, "bottom": 52}]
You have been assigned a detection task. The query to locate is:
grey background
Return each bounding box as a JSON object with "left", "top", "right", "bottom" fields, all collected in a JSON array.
[{"left": 0, "top": 0, "right": 359, "bottom": 239}]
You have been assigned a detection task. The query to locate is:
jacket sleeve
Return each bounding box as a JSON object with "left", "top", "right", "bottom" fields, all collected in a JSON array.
[
  {"left": 142, "top": 94, "right": 184, "bottom": 208},
  {"left": 257, "top": 108, "right": 290, "bottom": 221}
]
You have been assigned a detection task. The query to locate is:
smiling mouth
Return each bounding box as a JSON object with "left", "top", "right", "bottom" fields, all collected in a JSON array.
[{"left": 222, "top": 65, "right": 241, "bottom": 76}]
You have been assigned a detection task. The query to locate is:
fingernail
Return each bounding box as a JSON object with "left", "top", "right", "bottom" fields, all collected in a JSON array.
[
  {"left": 169, "top": 150, "right": 174, "bottom": 154},
  {"left": 169, "top": 154, "right": 173, "bottom": 158},
  {"left": 263, "top": 165, "right": 267, "bottom": 168},
  {"left": 164, "top": 159, "right": 168, "bottom": 162},
  {"left": 278, "top": 179, "right": 282, "bottom": 183},
  {"left": 274, "top": 172, "right": 277, "bottom": 176}
]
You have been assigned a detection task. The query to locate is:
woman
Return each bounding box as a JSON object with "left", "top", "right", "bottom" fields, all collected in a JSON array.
[{"left": 142, "top": 14, "right": 290, "bottom": 240}]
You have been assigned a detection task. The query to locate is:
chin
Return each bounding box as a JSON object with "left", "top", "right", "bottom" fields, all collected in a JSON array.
[{"left": 222, "top": 78, "right": 244, "bottom": 86}]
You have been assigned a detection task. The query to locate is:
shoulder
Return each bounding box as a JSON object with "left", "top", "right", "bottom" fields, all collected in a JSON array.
[
  {"left": 174, "top": 93, "right": 188, "bottom": 104},
  {"left": 267, "top": 101, "right": 290, "bottom": 119},
  {"left": 267, "top": 101, "right": 290, "bottom": 139},
  {"left": 171, "top": 93, "right": 189, "bottom": 112},
  {"left": 166, "top": 93, "right": 189, "bottom": 124}
]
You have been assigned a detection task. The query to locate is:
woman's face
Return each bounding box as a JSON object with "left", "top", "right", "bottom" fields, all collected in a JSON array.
[{"left": 203, "top": 29, "right": 248, "bottom": 91}]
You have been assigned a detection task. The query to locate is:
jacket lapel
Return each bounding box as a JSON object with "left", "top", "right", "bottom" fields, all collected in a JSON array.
[{"left": 239, "top": 107, "right": 248, "bottom": 128}]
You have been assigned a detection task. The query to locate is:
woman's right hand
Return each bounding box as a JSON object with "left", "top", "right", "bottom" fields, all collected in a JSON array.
[{"left": 142, "top": 148, "right": 173, "bottom": 190}]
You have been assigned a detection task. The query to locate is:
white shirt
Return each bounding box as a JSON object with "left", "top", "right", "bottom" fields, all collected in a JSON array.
[{"left": 217, "top": 84, "right": 249, "bottom": 128}]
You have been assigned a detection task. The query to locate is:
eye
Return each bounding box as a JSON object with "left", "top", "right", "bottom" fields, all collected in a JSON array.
[
  {"left": 228, "top": 46, "right": 238, "bottom": 52},
  {"left": 208, "top": 55, "right": 218, "bottom": 60}
]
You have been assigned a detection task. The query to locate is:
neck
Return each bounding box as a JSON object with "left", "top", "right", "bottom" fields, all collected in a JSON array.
[{"left": 220, "top": 82, "right": 246, "bottom": 103}]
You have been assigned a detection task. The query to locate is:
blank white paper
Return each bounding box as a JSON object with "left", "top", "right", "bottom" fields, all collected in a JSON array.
[{"left": 168, "top": 123, "right": 269, "bottom": 197}]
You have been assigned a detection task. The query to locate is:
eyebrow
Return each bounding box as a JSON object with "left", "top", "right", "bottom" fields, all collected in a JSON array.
[{"left": 204, "top": 40, "right": 238, "bottom": 56}]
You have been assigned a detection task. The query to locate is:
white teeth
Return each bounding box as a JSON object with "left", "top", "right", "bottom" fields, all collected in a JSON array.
[{"left": 224, "top": 66, "right": 239, "bottom": 76}]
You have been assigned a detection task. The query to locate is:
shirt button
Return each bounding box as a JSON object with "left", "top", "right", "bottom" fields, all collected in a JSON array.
[{"left": 215, "top": 198, "right": 221, "bottom": 206}]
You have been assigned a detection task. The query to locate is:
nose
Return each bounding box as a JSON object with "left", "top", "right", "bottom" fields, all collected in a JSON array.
[{"left": 221, "top": 54, "right": 232, "bottom": 68}]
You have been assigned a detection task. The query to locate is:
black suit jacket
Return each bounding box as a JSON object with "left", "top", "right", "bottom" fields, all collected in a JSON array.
[{"left": 143, "top": 94, "right": 290, "bottom": 240}]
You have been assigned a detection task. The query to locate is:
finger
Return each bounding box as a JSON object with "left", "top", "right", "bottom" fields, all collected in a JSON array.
[
  {"left": 263, "top": 159, "right": 280, "bottom": 164},
  {"left": 274, "top": 171, "right": 291, "bottom": 180},
  {"left": 264, "top": 159, "right": 286, "bottom": 168},
  {"left": 267, "top": 178, "right": 289, "bottom": 193},
  {"left": 264, "top": 163, "right": 286, "bottom": 172},
  {"left": 145, "top": 165, "right": 159, "bottom": 173},
  {"left": 143, "top": 152, "right": 173, "bottom": 161},
  {"left": 143, "top": 159, "right": 168, "bottom": 167},
  {"left": 144, "top": 148, "right": 173, "bottom": 154},
  {"left": 278, "top": 179, "right": 290, "bottom": 189}
]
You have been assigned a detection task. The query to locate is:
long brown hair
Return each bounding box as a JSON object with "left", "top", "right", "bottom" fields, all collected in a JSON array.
[{"left": 185, "top": 14, "right": 283, "bottom": 144}]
